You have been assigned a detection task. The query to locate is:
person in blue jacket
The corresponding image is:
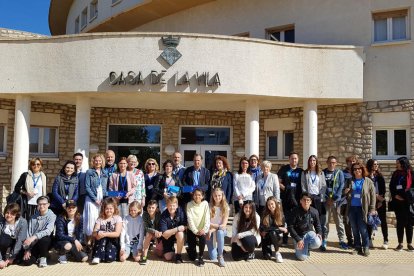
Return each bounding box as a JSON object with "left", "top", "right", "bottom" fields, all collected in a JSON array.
[{"left": 51, "top": 161, "right": 79, "bottom": 215}]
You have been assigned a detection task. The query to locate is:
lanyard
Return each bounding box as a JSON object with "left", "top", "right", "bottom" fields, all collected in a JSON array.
[
  {"left": 260, "top": 175, "right": 267, "bottom": 190},
  {"left": 33, "top": 174, "right": 41, "bottom": 188},
  {"left": 329, "top": 170, "right": 339, "bottom": 197},
  {"left": 310, "top": 173, "right": 317, "bottom": 185},
  {"left": 119, "top": 174, "right": 127, "bottom": 191}
]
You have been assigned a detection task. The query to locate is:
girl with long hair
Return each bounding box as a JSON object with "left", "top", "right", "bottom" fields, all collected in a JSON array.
[
  {"left": 120, "top": 201, "right": 144, "bottom": 262},
  {"left": 233, "top": 157, "right": 255, "bottom": 213}
]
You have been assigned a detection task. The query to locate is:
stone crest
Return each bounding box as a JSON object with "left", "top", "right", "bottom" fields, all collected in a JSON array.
[{"left": 160, "top": 35, "right": 182, "bottom": 66}]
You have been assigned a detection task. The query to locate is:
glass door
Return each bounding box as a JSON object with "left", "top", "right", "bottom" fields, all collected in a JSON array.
[{"left": 180, "top": 145, "right": 231, "bottom": 173}]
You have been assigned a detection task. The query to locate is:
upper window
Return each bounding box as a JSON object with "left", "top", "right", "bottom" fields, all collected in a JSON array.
[
  {"left": 266, "top": 131, "right": 294, "bottom": 159},
  {"left": 267, "top": 25, "right": 295, "bottom": 43},
  {"left": 74, "top": 16, "right": 80, "bottom": 34},
  {"left": 90, "top": 0, "right": 98, "bottom": 21},
  {"left": 180, "top": 127, "right": 230, "bottom": 145},
  {"left": 30, "top": 127, "right": 58, "bottom": 156},
  {"left": 0, "top": 125, "right": 5, "bottom": 154},
  {"left": 108, "top": 125, "right": 161, "bottom": 168},
  {"left": 373, "top": 9, "right": 410, "bottom": 43},
  {"left": 81, "top": 7, "right": 88, "bottom": 29}
]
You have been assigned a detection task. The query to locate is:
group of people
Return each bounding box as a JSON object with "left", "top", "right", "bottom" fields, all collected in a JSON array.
[{"left": 1, "top": 150, "right": 413, "bottom": 269}]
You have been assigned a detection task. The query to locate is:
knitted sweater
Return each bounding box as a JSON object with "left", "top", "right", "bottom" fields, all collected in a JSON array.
[{"left": 186, "top": 200, "right": 210, "bottom": 235}]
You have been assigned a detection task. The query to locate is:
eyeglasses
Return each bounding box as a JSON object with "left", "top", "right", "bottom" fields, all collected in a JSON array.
[
  {"left": 148, "top": 163, "right": 155, "bottom": 166},
  {"left": 353, "top": 167, "right": 362, "bottom": 171},
  {"left": 250, "top": 159, "right": 258, "bottom": 162},
  {"left": 32, "top": 163, "right": 41, "bottom": 167}
]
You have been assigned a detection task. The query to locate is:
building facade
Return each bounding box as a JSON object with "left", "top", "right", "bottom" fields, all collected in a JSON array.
[{"left": 1, "top": 0, "right": 413, "bottom": 206}]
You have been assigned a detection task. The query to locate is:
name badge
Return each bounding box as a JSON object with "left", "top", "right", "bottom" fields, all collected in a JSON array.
[
  {"left": 148, "top": 185, "right": 153, "bottom": 190},
  {"left": 291, "top": 183, "right": 297, "bottom": 188},
  {"left": 354, "top": 194, "right": 361, "bottom": 199},
  {"left": 396, "top": 185, "right": 403, "bottom": 190}
]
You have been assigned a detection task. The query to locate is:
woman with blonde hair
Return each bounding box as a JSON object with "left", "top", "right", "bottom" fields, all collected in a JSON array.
[
  {"left": 13, "top": 157, "right": 47, "bottom": 221},
  {"left": 255, "top": 160, "right": 280, "bottom": 215},
  {"left": 127, "top": 155, "right": 146, "bottom": 207},
  {"left": 144, "top": 158, "right": 159, "bottom": 205}
]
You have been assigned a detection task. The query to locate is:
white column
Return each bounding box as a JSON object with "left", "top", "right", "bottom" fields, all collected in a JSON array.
[
  {"left": 11, "top": 96, "right": 31, "bottom": 189},
  {"left": 75, "top": 96, "right": 91, "bottom": 172},
  {"left": 245, "top": 100, "right": 260, "bottom": 158},
  {"left": 303, "top": 100, "right": 318, "bottom": 168}
]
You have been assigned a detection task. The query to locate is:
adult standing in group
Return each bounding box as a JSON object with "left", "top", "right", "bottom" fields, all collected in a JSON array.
[
  {"left": 83, "top": 154, "right": 108, "bottom": 250},
  {"left": 144, "top": 158, "right": 160, "bottom": 206},
  {"left": 126, "top": 155, "right": 145, "bottom": 208},
  {"left": 233, "top": 157, "right": 255, "bottom": 214},
  {"left": 301, "top": 155, "right": 327, "bottom": 250},
  {"left": 342, "top": 155, "right": 358, "bottom": 248},
  {"left": 366, "top": 159, "right": 388, "bottom": 249},
  {"left": 13, "top": 158, "right": 47, "bottom": 221},
  {"left": 323, "top": 156, "right": 347, "bottom": 250},
  {"left": 389, "top": 157, "right": 414, "bottom": 252},
  {"left": 172, "top": 152, "right": 186, "bottom": 182},
  {"left": 103, "top": 150, "right": 117, "bottom": 186},
  {"left": 153, "top": 160, "right": 183, "bottom": 211},
  {"left": 74, "top": 153, "right": 87, "bottom": 213},
  {"left": 249, "top": 155, "right": 262, "bottom": 184},
  {"left": 255, "top": 160, "right": 280, "bottom": 215},
  {"left": 208, "top": 155, "right": 233, "bottom": 204},
  {"left": 109, "top": 157, "right": 137, "bottom": 218},
  {"left": 344, "top": 161, "right": 376, "bottom": 256},
  {"left": 50, "top": 161, "right": 79, "bottom": 215},
  {"left": 277, "top": 152, "right": 303, "bottom": 246},
  {"left": 183, "top": 154, "right": 211, "bottom": 205}
]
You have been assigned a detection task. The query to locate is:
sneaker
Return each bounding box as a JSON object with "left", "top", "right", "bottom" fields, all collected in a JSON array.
[
  {"left": 320, "top": 240, "right": 327, "bottom": 252},
  {"left": 175, "top": 254, "right": 183, "bottom": 264},
  {"left": 347, "top": 241, "right": 354, "bottom": 249},
  {"left": 197, "top": 257, "right": 205, "bottom": 267},
  {"left": 91, "top": 257, "right": 100, "bottom": 264},
  {"left": 38, "top": 257, "right": 47, "bottom": 268},
  {"left": 218, "top": 255, "right": 226, "bottom": 267},
  {"left": 339, "top": 241, "right": 349, "bottom": 250},
  {"left": 247, "top": 252, "right": 255, "bottom": 261},
  {"left": 364, "top": 247, "right": 370, "bottom": 256},
  {"left": 351, "top": 248, "right": 363, "bottom": 255},
  {"left": 407, "top": 244, "right": 414, "bottom": 252},
  {"left": 382, "top": 241, "right": 388, "bottom": 250},
  {"left": 139, "top": 256, "right": 148, "bottom": 265},
  {"left": 275, "top": 252, "right": 284, "bottom": 263},
  {"left": 58, "top": 255, "right": 68, "bottom": 264},
  {"left": 395, "top": 244, "right": 404, "bottom": 252}
]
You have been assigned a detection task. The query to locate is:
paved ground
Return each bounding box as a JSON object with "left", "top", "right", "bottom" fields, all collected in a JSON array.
[{"left": 5, "top": 224, "right": 414, "bottom": 275}]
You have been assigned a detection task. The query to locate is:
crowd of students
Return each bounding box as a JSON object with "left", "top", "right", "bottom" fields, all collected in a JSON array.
[{"left": 1, "top": 150, "right": 413, "bottom": 269}]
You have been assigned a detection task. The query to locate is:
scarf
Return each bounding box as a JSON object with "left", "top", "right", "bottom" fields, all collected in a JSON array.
[
  {"left": 58, "top": 172, "right": 78, "bottom": 200},
  {"left": 211, "top": 169, "right": 227, "bottom": 189}
]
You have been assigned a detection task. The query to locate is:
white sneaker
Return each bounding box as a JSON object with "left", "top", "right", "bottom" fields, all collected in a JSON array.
[
  {"left": 38, "top": 257, "right": 48, "bottom": 268},
  {"left": 92, "top": 257, "right": 100, "bottom": 264},
  {"left": 382, "top": 242, "right": 388, "bottom": 250},
  {"left": 58, "top": 255, "right": 68, "bottom": 264},
  {"left": 275, "top": 252, "right": 284, "bottom": 263}
]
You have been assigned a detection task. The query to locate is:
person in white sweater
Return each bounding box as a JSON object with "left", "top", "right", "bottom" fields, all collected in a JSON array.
[
  {"left": 255, "top": 160, "right": 280, "bottom": 216},
  {"left": 231, "top": 201, "right": 261, "bottom": 261},
  {"left": 120, "top": 201, "right": 145, "bottom": 262},
  {"left": 186, "top": 188, "right": 210, "bottom": 267},
  {"left": 233, "top": 157, "right": 256, "bottom": 213}
]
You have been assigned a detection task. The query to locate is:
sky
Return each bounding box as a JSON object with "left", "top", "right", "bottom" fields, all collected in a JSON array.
[{"left": 0, "top": 0, "right": 51, "bottom": 35}]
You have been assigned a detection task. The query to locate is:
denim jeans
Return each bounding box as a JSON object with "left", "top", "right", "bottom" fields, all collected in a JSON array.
[
  {"left": 293, "top": 231, "right": 321, "bottom": 261},
  {"left": 206, "top": 229, "right": 226, "bottom": 260},
  {"left": 348, "top": 206, "right": 369, "bottom": 249}
]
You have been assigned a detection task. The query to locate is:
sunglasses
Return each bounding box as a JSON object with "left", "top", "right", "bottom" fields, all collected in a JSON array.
[
  {"left": 148, "top": 163, "right": 155, "bottom": 166},
  {"left": 32, "top": 163, "right": 41, "bottom": 167}
]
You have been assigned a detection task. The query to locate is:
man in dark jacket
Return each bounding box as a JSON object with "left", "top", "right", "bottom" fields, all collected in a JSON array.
[
  {"left": 288, "top": 192, "right": 322, "bottom": 261},
  {"left": 182, "top": 154, "right": 210, "bottom": 204}
]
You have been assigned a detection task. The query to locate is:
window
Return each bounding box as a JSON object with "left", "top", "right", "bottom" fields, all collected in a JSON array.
[
  {"left": 266, "top": 131, "right": 294, "bottom": 159},
  {"left": 74, "top": 16, "right": 80, "bottom": 34},
  {"left": 107, "top": 125, "right": 161, "bottom": 168},
  {"left": 267, "top": 25, "right": 295, "bottom": 43},
  {"left": 90, "top": 0, "right": 98, "bottom": 21},
  {"left": 372, "top": 112, "right": 410, "bottom": 159},
  {"left": 373, "top": 9, "right": 409, "bottom": 43},
  {"left": 374, "top": 129, "right": 408, "bottom": 158},
  {"left": 180, "top": 127, "right": 230, "bottom": 145},
  {"left": 30, "top": 127, "right": 58, "bottom": 156},
  {"left": 81, "top": 7, "right": 88, "bottom": 29},
  {"left": 0, "top": 125, "right": 5, "bottom": 154}
]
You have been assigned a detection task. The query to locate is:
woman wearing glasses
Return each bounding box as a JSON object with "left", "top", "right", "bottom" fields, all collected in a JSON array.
[
  {"left": 13, "top": 158, "right": 47, "bottom": 221},
  {"left": 144, "top": 158, "right": 159, "bottom": 204},
  {"left": 344, "top": 161, "right": 376, "bottom": 256}
]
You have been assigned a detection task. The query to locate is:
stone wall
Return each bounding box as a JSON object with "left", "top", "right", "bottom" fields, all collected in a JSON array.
[{"left": 90, "top": 108, "right": 245, "bottom": 171}]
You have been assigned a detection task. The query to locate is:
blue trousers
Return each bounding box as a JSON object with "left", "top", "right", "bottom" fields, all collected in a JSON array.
[{"left": 348, "top": 206, "right": 369, "bottom": 249}]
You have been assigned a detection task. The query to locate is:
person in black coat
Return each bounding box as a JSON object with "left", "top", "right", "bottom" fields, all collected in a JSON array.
[
  {"left": 207, "top": 155, "right": 233, "bottom": 203},
  {"left": 153, "top": 160, "right": 183, "bottom": 210}
]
